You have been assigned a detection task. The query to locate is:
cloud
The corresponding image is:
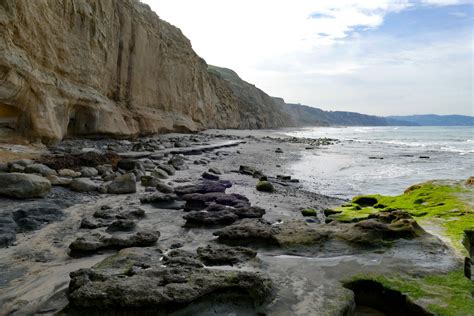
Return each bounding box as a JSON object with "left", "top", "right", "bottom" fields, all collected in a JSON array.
[
  {"left": 421, "top": 0, "right": 472, "bottom": 5},
  {"left": 141, "top": 0, "right": 473, "bottom": 115}
]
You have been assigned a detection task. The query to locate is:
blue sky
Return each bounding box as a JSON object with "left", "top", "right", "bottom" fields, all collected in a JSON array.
[{"left": 143, "top": 0, "right": 473, "bottom": 116}]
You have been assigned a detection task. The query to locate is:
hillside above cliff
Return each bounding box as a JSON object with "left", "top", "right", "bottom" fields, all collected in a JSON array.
[
  {"left": 281, "top": 102, "right": 417, "bottom": 127},
  {"left": 208, "top": 66, "right": 294, "bottom": 129},
  {"left": 387, "top": 115, "right": 474, "bottom": 126}
]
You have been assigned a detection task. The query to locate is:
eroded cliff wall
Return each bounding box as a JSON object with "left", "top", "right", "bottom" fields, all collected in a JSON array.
[{"left": 0, "top": 0, "right": 242, "bottom": 144}]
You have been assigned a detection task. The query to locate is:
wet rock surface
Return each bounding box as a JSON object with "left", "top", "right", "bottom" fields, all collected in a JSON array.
[
  {"left": 66, "top": 247, "right": 273, "bottom": 313},
  {"left": 69, "top": 231, "right": 160, "bottom": 255}
]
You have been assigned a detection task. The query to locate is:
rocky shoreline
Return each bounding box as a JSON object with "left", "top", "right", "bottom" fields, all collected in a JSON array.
[{"left": 0, "top": 130, "right": 472, "bottom": 315}]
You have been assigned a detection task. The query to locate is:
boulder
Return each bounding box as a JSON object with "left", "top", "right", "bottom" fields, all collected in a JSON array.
[
  {"left": 168, "top": 155, "right": 189, "bottom": 170},
  {"left": 58, "top": 169, "right": 81, "bottom": 178},
  {"left": 151, "top": 168, "right": 169, "bottom": 179},
  {"left": 0, "top": 173, "right": 51, "bottom": 198},
  {"left": 47, "top": 175, "right": 72, "bottom": 186},
  {"left": 239, "top": 165, "right": 256, "bottom": 176},
  {"left": 140, "top": 175, "right": 161, "bottom": 187},
  {"left": 24, "top": 163, "right": 57, "bottom": 176},
  {"left": 155, "top": 182, "right": 174, "bottom": 194},
  {"left": 208, "top": 167, "right": 222, "bottom": 175},
  {"left": 80, "top": 167, "right": 99, "bottom": 178},
  {"left": 301, "top": 208, "right": 317, "bottom": 217},
  {"left": 70, "top": 178, "right": 98, "bottom": 192},
  {"left": 140, "top": 193, "right": 184, "bottom": 209},
  {"left": 256, "top": 181, "right": 275, "bottom": 193},
  {"left": 183, "top": 210, "right": 239, "bottom": 227},
  {"left": 202, "top": 171, "right": 219, "bottom": 180},
  {"left": 156, "top": 164, "right": 176, "bottom": 175},
  {"left": 107, "top": 173, "right": 137, "bottom": 194},
  {"left": 117, "top": 159, "right": 144, "bottom": 171},
  {"left": 9, "top": 163, "right": 25, "bottom": 173}
]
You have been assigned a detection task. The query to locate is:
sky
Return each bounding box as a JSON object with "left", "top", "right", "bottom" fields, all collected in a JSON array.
[{"left": 141, "top": 0, "right": 473, "bottom": 116}]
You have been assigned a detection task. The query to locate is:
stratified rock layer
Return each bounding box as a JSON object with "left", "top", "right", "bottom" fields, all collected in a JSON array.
[{"left": 0, "top": 0, "right": 244, "bottom": 144}]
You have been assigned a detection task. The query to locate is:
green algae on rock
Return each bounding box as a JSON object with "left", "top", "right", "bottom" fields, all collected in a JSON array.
[
  {"left": 346, "top": 269, "right": 474, "bottom": 316},
  {"left": 256, "top": 181, "right": 275, "bottom": 193},
  {"left": 328, "top": 180, "right": 474, "bottom": 255},
  {"left": 301, "top": 208, "right": 317, "bottom": 217}
]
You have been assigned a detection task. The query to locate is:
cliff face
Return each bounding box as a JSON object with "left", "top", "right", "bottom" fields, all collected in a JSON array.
[
  {"left": 208, "top": 66, "right": 294, "bottom": 129},
  {"left": 0, "top": 0, "right": 241, "bottom": 144}
]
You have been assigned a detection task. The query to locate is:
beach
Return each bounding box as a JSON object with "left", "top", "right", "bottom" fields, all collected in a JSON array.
[{"left": 0, "top": 128, "right": 472, "bottom": 315}]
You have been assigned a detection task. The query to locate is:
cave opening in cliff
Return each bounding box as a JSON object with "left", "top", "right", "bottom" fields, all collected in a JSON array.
[
  {"left": 0, "top": 103, "right": 22, "bottom": 139},
  {"left": 344, "top": 280, "right": 432, "bottom": 316},
  {"left": 67, "top": 106, "right": 97, "bottom": 137}
]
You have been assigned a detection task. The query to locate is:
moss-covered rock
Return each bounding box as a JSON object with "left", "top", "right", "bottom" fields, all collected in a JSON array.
[
  {"left": 352, "top": 196, "right": 378, "bottom": 206},
  {"left": 256, "top": 181, "right": 275, "bottom": 193},
  {"left": 301, "top": 208, "right": 317, "bottom": 217},
  {"left": 330, "top": 180, "right": 474, "bottom": 254},
  {"left": 346, "top": 269, "right": 474, "bottom": 316}
]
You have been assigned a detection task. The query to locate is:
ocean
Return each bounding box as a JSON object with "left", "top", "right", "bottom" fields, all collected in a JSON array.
[{"left": 286, "top": 126, "right": 474, "bottom": 198}]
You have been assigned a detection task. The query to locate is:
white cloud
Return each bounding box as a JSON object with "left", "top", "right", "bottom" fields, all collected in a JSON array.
[
  {"left": 421, "top": 0, "right": 472, "bottom": 5},
  {"left": 141, "top": 0, "right": 473, "bottom": 115},
  {"left": 143, "top": 0, "right": 413, "bottom": 68}
]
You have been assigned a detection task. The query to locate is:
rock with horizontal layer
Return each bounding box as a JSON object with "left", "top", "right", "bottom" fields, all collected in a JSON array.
[{"left": 0, "top": 173, "right": 51, "bottom": 198}]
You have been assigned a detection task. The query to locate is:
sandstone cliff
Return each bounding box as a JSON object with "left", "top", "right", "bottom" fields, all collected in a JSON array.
[
  {"left": 0, "top": 0, "right": 243, "bottom": 144},
  {"left": 208, "top": 66, "right": 294, "bottom": 129}
]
